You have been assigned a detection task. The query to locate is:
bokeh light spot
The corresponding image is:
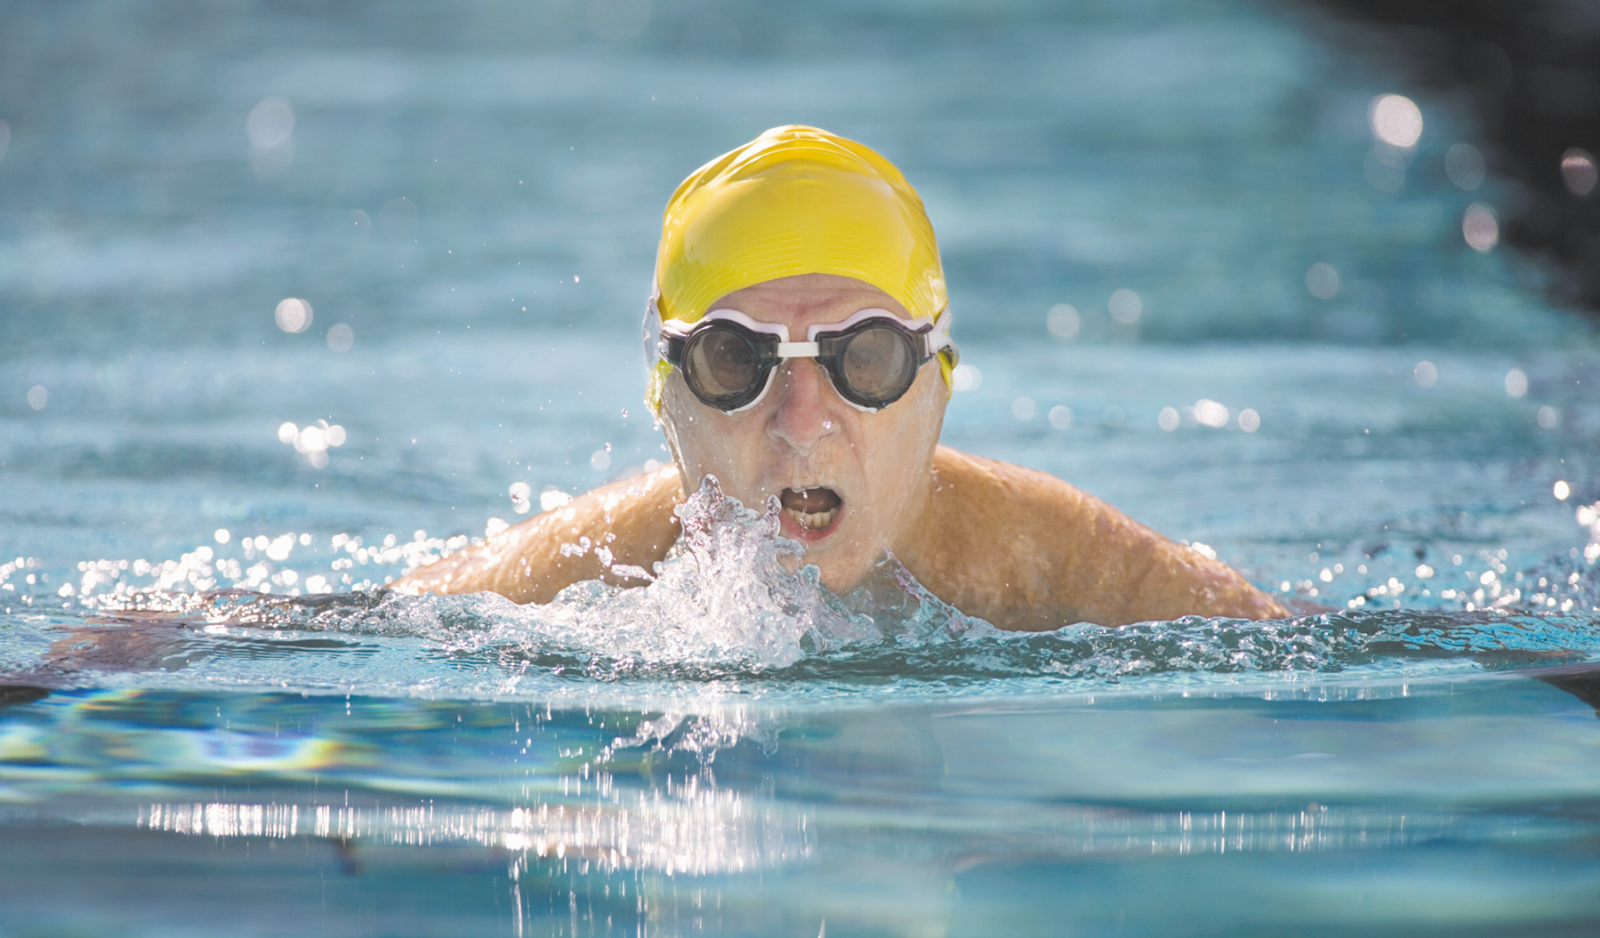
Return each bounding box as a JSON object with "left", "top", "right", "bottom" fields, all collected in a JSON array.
[
  {"left": 1364, "top": 147, "right": 1407, "bottom": 193},
  {"left": 1305, "top": 263, "right": 1339, "bottom": 300},
  {"left": 1414, "top": 361, "right": 1438, "bottom": 388},
  {"left": 1504, "top": 367, "right": 1528, "bottom": 398},
  {"left": 1369, "top": 94, "right": 1423, "bottom": 148},
  {"left": 951, "top": 364, "right": 982, "bottom": 392},
  {"left": 1554, "top": 480, "right": 1571, "bottom": 501},
  {"left": 1561, "top": 148, "right": 1597, "bottom": 197},
  {"left": 1108, "top": 289, "right": 1141, "bottom": 325},
  {"left": 1238, "top": 408, "right": 1260, "bottom": 432},
  {"left": 275, "top": 298, "right": 313, "bottom": 333},
  {"left": 1158, "top": 407, "right": 1179, "bottom": 432},
  {"left": 246, "top": 97, "right": 294, "bottom": 149},
  {"left": 1046, "top": 304, "right": 1080, "bottom": 339},
  {"left": 509, "top": 481, "right": 533, "bottom": 514},
  {"left": 1010, "top": 396, "right": 1036, "bottom": 420},
  {"left": 1193, "top": 399, "right": 1228, "bottom": 428},
  {"left": 1538, "top": 405, "right": 1559, "bottom": 429},
  {"left": 327, "top": 323, "right": 354, "bottom": 352},
  {"left": 1048, "top": 405, "right": 1073, "bottom": 429},
  {"left": 25, "top": 385, "right": 46, "bottom": 410},
  {"left": 1462, "top": 202, "right": 1499, "bottom": 252},
  {"left": 1445, "top": 143, "right": 1486, "bottom": 190},
  {"left": 588, "top": 0, "right": 651, "bottom": 42}
]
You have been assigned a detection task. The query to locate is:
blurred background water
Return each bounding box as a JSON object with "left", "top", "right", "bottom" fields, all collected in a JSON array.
[{"left": 2, "top": 0, "right": 1600, "bottom": 935}]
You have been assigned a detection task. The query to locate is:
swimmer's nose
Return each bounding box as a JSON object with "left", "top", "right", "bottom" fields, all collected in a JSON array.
[{"left": 766, "top": 359, "right": 840, "bottom": 455}]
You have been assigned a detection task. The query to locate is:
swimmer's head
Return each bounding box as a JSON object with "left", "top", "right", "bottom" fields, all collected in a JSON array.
[{"left": 645, "top": 125, "right": 951, "bottom": 413}]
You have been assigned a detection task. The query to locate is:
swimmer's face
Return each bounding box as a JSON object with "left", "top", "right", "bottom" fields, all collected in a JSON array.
[{"left": 659, "top": 273, "right": 947, "bottom": 594}]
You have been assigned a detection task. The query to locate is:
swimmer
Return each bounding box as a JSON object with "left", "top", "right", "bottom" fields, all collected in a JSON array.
[{"left": 392, "top": 125, "right": 1290, "bottom": 629}]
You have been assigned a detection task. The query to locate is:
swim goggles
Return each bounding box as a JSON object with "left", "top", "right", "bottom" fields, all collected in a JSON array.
[{"left": 657, "top": 307, "right": 958, "bottom": 414}]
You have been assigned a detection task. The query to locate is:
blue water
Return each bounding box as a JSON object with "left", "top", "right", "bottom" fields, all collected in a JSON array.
[{"left": 4, "top": 0, "right": 1600, "bottom": 934}]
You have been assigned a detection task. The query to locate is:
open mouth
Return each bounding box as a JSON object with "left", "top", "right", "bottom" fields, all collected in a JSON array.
[{"left": 779, "top": 486, "right": 842, "bottom": 533}]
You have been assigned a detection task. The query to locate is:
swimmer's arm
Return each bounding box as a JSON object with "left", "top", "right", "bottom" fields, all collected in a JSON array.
[
  {"left": 912, "top": 447, "right": 1290, "bottom": 630},
  {"left": 387, "top": 465, "right": 685, "bottom": 604}
]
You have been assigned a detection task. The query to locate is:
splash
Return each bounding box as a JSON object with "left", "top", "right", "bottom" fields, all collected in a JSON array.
[
  {"left": 472, "top": 476, "right": 886, "bottom": 669},
  {"left": 11, "top": 483, "right": 1600, "bottom": 699}
]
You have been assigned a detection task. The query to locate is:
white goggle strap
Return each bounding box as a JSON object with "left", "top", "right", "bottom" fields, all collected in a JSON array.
[{"left": 929, "top": 308, "right": 957, "bottom": 362}]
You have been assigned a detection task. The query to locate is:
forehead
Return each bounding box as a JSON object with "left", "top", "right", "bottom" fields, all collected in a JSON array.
[{"left": 709, "top": 273, "right": 910, "bottom": 328}]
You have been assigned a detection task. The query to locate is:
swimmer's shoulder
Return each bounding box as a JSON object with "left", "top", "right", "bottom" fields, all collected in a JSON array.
[
  {"left": 389, "top": 464, "right": 685, "bottom": 604},
  {"left": 916, "top": 446, "right": 1288, "bottom": 628}
]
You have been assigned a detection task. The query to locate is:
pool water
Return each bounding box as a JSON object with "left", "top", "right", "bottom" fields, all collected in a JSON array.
[{"left": 3, "top": 0, "right": 1600, "bottom": 934}]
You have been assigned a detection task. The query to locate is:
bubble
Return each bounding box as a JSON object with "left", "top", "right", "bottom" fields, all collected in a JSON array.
[
  {"left": 1538, "top": 405, "right": 1559, "bottom": 429},
  {"left": 1010, "top": 396, "right": 1036, "bottom": 420},
  {"left": 1305, "top": 263, "right": 1339, "bottom": 300},
  {"left": 246, "top": 97, "right": 295, "bottom": 149},
  {"left": 215, "top": 529, "right": 230, "bottom": 544},
  {"left": 1369, "top": 94, "right": 1423, "bottom": 148},
  {"left": 326, "top": 323, "right": 354, "bottom": 352},
  {"left": 25, "top": 385, "right": 46, "bottom": 410},
  {"left": 277, "top": 422, "right": 298, "bottom": 444},
  {"left": 1504, "top": 367, "right": 1527, "bottom": 398},
  {"left": 951, "top": 364, "right": 982, "bottom": 392},
  {"left": 1554, "top": 480, "right": 1571, "bottom": 501},
  {"left": 1562, "top": 149, "right": 1597, "bottom": 197},
  {"left": 1046, "top": 303, "right": 1080, "bottom": 339},
  {"left": 1047, "top": 405, "right": 1073, "bottom": 429},
  {"left": 1463, "top": 202, "right": 1499, "bottom": 252},
  {"left": 1414, "top": 360, "right": 1438, "bottom": 388},
  {"left": 1238, "top": 408, "right": 1260, "bottom": 432},
  {"left": 591, "top": 448, "right": 612, "bottom": 471},
  {"left": 275, "top": 298, "right": 313, "bottom": 333},
  {"left": 1108, "top": 289, "right": 1141, "bottom": 325},
  {"left": 1158, "top": 406, "right": 1180, "bottom": 431},
  {"left": 1445, "top": 143, "right": 1486, "bottom": 190},
  {"left": 510, "top": 481, "right": 533, "bottom": 514},
  {"left": 1193, "top": 399, "right": 1229, "bottom": 428}
]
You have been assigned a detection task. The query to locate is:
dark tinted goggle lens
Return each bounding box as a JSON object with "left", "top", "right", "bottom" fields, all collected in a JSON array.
[
  {"left": 666, "top": 318, "right": 931, "bottom": 413},
  {"left": 681, "top": 326, "right": 771, "bottom": 410},
  {"left": 820, "top": 322, "right": 920, "bottom": 409}
]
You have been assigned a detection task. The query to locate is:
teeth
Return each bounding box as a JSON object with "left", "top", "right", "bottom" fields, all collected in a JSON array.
[{"left": 786, "top": 507, "right": 838, "bottom": 531}]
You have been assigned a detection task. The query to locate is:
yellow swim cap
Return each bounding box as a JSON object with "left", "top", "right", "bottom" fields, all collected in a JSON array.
[{"left": 647, "top": 125, "right": 951, "bottom": 412}]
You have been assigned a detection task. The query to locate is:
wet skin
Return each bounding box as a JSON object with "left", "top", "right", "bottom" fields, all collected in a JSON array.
[{"left": 392, "top": 274, "right": 1291, "bottom": 629}]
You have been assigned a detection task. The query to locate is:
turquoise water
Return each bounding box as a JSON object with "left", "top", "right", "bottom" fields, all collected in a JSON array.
[{"left": 4, "top": 0, "right": 1600, "bottom": 934}]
